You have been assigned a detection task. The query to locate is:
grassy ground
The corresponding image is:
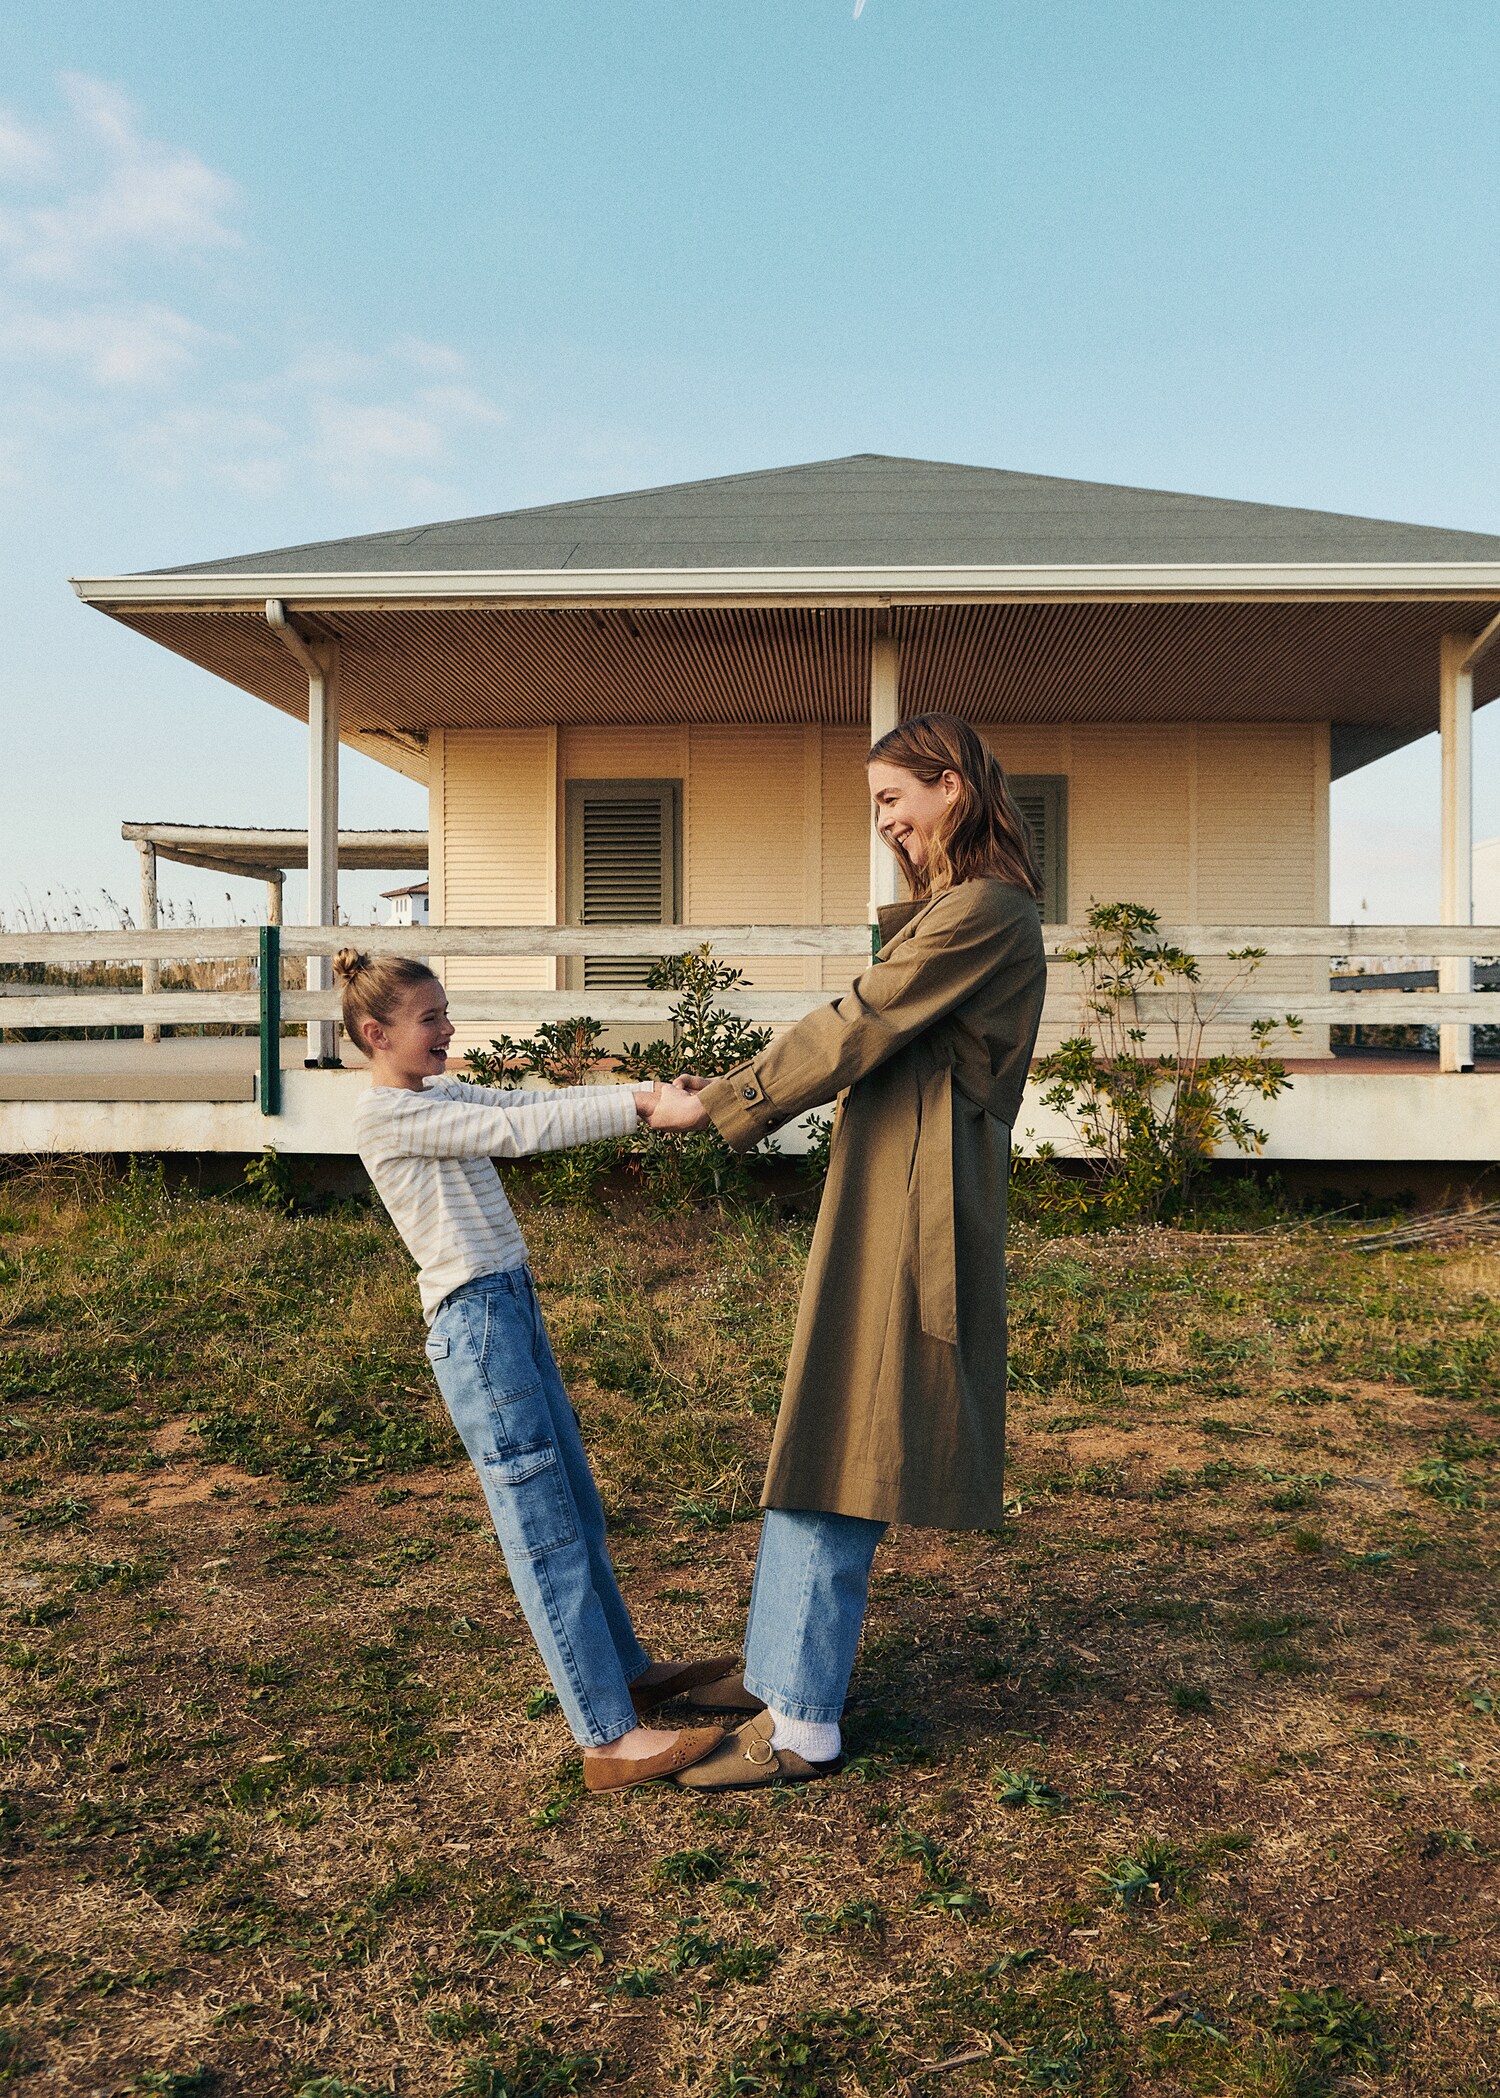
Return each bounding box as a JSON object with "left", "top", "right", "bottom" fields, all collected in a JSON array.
[{"left": 0, "top": 1160, "right": 1497, "bottom": 2097}]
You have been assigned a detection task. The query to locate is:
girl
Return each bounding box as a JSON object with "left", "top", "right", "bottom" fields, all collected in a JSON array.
[
  {"left": 335, "top": 947, "right": 727, "bottom": 1792},
  {"left": 658, "top": 714, "right": 1049, "bottom": 1788}
]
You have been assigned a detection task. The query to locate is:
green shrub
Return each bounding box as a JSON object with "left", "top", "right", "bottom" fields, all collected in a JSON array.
[
  {"left": 1020, "top": 901, "right": 1299, "bottom": 1228},
  {"left": 464, "top": 945, "right": 776, "bottom": 1212}
]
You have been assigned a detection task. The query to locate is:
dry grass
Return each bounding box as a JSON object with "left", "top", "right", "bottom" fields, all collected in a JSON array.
[{"left": 0, "top": 1164, "right": 1497, "bottom": 2095}]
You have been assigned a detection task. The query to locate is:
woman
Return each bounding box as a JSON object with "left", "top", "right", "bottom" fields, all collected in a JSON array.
[{"left": 667, "top": 713, "right": 1048, "bottom": 1788}]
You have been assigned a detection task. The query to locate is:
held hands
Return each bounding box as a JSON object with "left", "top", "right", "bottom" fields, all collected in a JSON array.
[{"left": 632, "top": 1074, "right": 712, "bottom": 1133}]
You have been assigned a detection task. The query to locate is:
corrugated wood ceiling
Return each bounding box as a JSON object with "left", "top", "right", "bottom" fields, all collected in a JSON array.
[{"left": 109, "top": 598, "right": 1500, "bottom": 749}]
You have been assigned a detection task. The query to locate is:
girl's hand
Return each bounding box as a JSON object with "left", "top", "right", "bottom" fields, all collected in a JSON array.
[{"left": 644, "top": 1086, "right": 711, "bottom": 1133}]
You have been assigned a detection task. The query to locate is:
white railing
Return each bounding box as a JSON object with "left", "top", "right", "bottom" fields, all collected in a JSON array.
[{"left": 2, "top": 922, "right": 1498, "bottom": 1032}]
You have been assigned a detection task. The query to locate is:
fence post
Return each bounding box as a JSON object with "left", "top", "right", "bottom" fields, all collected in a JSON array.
[{"left": 259, "top": 924, "right": 281, "bottom": 1116}]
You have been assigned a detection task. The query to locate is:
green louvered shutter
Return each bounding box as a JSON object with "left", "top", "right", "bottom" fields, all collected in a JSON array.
[
  {"left": 1008, "top": 776, "right": 1067, "bottom": 925},
  {"left": 565, "top": 779, "right": 681, "bottom": 990}
]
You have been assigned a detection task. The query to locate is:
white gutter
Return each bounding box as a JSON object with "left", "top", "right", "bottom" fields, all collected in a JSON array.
[
  {"left": 265, "top": 594, "right": 325, "bottom": 678},
  {"left": 265, "top": 599, "right": 340, "bottom": 1066},
  {"left": 70, "top": 561, "right": 1500, "bottom": 609}
]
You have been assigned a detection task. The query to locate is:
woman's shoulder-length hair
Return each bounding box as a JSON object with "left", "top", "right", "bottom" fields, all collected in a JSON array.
[{"left": 868, "top": 712, "right": 1043, "bottom": 903}]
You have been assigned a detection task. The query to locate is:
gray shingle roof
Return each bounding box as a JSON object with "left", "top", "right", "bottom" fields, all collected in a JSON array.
[{"left": 155, "top": 454, "right": 1500, "bottom": 576}]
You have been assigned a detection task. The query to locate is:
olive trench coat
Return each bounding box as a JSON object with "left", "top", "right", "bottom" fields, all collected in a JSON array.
[{"left": 701, "top": 876, "right": 1047, "bottom": 1530}]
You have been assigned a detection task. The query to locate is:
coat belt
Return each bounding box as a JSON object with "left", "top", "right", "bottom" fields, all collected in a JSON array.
[{"left": 917, "top": 1060, "right": 959, "bottom": 1346}]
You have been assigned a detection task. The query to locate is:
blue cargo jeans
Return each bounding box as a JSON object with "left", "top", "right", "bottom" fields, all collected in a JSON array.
[{"left": 424, "top": 1267, "right": 649, "bottom": 1747}]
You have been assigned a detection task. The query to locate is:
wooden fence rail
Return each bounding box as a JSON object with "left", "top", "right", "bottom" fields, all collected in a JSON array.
[
  {"left": 4, "top": 925, "right": 1499, "bottom": 1040},
  {"left": 2, "top": 989, "right": 1494, "bottom": 1033},
  {"left": 5, "top": 923, "right": 1500, "bottom": 966}
]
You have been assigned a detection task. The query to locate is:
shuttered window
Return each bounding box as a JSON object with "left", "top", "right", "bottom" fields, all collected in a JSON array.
[
  {"left": 1008, "top": 776, "right": 1067, "bottom": 924},
  {"left": 565, "top": 779, "right": 681, "bottom": 989}
]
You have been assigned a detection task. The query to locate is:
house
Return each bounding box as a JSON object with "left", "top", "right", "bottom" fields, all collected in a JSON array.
[
  {"left": 8, "top": 453, "right": 1499, "bottom": 1164},
  {"left": 382, "top": 881, "right": 430, "bottom": 929}
]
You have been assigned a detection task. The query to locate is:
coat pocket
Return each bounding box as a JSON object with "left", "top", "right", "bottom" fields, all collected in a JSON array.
[{"left": 482, "top": 1442, "right": 577, "bottom": 1557}]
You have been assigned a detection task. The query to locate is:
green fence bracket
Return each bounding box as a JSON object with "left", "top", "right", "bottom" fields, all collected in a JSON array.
[
  {"left": 258, "top": 924, "right": 281, "bottom": 1116},
  {"left": 870, "top": 922, "right": 882, "bottom": 961}
]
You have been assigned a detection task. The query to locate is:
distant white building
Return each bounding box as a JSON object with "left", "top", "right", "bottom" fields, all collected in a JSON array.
[{"left": 381, "top": 881, "right": 429, "bottom": 928}]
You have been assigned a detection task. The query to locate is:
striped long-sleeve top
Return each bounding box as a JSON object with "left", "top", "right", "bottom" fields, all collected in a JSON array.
[{"left": 352, "top": 1075, "right": 639, "bottom": 1320}]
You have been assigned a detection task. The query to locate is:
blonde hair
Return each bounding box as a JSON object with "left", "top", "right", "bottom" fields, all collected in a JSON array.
[
  {"left": 868, "top": 713, "right": 1043, "bottom": 903},
  {"left": 332, "top": 947, "right": 440, "bottom": 1048}
]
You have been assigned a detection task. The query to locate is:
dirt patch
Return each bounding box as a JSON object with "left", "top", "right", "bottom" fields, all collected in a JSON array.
[
  {"left": 94, "top": 1462, "right": 263, "bottom": 1516},
  {"left": 1062, "top": 1425, "right": 1208, "bottom": 1475}
]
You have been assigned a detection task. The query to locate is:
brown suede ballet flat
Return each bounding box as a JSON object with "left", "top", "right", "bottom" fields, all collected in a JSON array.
[
  {"left": 682, "top": 1669, "right": 767, "bottom": 1715},
  {"left": 582, "top": 1725, "right": 725, "bottom": 1794},
  {"left": 628, "top": 1656, "right": 743, "bottom": 1717}
]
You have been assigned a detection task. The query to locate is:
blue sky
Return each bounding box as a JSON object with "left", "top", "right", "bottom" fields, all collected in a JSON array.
[{"left": 3, "top": 0, "right": 1499, "bottom": 927}]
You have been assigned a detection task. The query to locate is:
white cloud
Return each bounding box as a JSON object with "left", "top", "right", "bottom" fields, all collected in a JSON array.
[
  {"left": 416, "top": 382, "right": 508, "bottom": 426},
  {"left": 118, "top": 403, "right": 292, "bottom": 495},
  {"left": 1, "top": 74, "right": 239, "bottom": 284},
  {"left": 0, "top": 73, "right": 511, "bottom": 511},
  {"left": 312, "top": 398, "right": 445, "bottom": 468},
  {"left": 0, "top": 112, "right": 52, "bottom": 180},
  {"left": 393, "top": 336, "right": 469, "bottom": 377},
  {"left": 0, "top": 300, "right": 221, "bottom": 384},
  {"left": 105, "top": 341, "right": 510, "bottom": 502},
  {"left": 277, "top": 343, "right": 383, "bottom": 391}
]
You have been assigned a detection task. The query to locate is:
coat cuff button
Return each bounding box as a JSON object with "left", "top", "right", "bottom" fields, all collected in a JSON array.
[{"left": 741, "top": 1084, "right": 759, "bottom": 1102}]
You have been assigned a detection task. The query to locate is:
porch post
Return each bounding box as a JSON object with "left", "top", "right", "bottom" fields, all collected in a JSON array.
[
  {"left": 869, "top": 625, "right": 901, "bottom": 944},
  {"left": 1439, "top": 634, "right": 1474, "bottom": 1074},
  {"left": 266, "top": 871, "right": 284, "bottom": 928},
  {"left": 137, "top": 841, "right": 160, "bottom": 1045},
  {"left": 306, "top": 654, "right": 340, "bottom": 1066}
]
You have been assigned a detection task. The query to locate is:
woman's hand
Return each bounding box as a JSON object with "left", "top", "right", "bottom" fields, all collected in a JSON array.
[
  {"left": 643, "top": 1085, "right": 711, "bottom": 1133},
  {"left": 671, "top": 1072, "right": 712, "bottom": 1093}
]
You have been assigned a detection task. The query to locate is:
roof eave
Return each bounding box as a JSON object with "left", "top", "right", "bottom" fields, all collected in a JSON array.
[{"left": 70, "top": 561, "right": 1500, "bottom": 612}]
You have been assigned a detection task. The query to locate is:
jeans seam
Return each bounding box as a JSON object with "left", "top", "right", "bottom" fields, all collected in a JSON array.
[{"left": 530, "top": 1546, "right": 632, "bottom": 1747}]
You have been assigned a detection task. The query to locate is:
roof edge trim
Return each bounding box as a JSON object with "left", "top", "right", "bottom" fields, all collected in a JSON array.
[{"left": 69, "top": 561, "right": 1500, "bottom": 610}]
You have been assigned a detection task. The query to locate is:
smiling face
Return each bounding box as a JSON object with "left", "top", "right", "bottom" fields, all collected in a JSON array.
[
  {"left": 867, "top": 756, "right": 962, "bottom": 875},
  {"left": 359, "top": 975, "right": 454, "bottom": 1090}
]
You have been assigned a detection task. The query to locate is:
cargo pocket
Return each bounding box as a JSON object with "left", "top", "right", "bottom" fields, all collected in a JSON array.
[
  {"left": 477, "top": 1377, "right": 555, "bottom": 1465},
  {"left": 483, "top": 1441, "right": 578, "bottom": 1558}
]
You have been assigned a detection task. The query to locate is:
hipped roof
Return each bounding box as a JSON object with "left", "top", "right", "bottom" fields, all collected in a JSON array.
[
  {"left": 156, "top": 454, "right": 1500, "bottom": 574},
  {"left": 73, "top": 455, "right": 1500, "bottom": 782}
]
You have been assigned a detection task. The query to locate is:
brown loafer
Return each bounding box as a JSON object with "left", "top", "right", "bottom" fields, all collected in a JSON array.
[
  {"left": 682, "top": 1669, "right": 767, "bottom": 1715},
  {"left": 629, "top": 1656, "right": 742, "bottom": 1718},
  {"left": 673, "top": 1708, "right": 839, "bottom": 1790},
  {"left": 583, "top": 1725, "right": 725, "bottom": 1793}
]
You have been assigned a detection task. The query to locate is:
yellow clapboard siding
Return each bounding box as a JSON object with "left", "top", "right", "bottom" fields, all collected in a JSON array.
[
  {"left": 560, "top": 725, "right": 689, "bottom": 780},
  {"left": 821, "top": 729, "right": 872, "bottom": 992},
  {"left": 439, "top": 732, "right": 555, "bottom": 1047},
  {"left": 688, "top": 727, "right": 810, "bottom": 987}
]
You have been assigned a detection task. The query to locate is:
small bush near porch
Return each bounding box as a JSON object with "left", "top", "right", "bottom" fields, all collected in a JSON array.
[{"left": 0, "top": 1166, "right": 1496, "bottom": 2096}]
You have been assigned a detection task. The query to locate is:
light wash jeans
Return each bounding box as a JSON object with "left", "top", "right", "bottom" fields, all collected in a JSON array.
[
  {"left": 424, "top": 1267, "right": 649, "bottom": 1748},
  {"left": 742, "top": 1508, "right": 887, "bottom": 1725}
]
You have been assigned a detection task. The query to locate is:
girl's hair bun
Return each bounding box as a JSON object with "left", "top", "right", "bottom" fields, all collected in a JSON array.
[{"left": 332, "top": 946, "right": 370, "bottom": 983}]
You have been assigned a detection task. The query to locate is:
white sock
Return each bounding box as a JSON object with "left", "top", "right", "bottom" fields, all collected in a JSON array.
[{"left": 767, "top": 1706, "right": 841, "bottom": 1763}]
